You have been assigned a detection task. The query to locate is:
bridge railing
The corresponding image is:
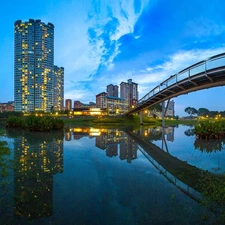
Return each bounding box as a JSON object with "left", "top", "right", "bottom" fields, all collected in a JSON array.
[{"left": 138, "top": 52, "right": 225, "bottom": 105}]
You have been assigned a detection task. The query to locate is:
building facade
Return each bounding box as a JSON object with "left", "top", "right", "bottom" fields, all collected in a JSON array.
[
  {"left": 165, "top": 100, "right": 175, "bottom": 117},
  {"left": 106, "top": 84, "right": 118, "bottom": 97},
  {"left": 53, "top": 66, "right": 64, "bottom": 111},
  {"left": 96, "top": 92, "right": 128, "bottom": 114},
  {"left": 74, "top": 101, "right": 83, "bottom": 108},
  {"left": 120, "top": 79, "right": 138, "bottom": 109},
  {"left": 96, "top": 92, "right": 107, "bottom": 109},
  {"left": 14, "top": 19, "right": 64, "bottom": 112},
  {"left": 65, "top": 99, "right": 72, "bottom": 111},
  {"left": 74, "top": 101, "right": 96, "bottom": 108},
  {"left": 0, "top": 102, "right": 14, "bottom": 112}
]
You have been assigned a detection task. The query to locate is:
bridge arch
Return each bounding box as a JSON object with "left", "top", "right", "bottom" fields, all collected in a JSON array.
[{"left": 126, "top": 52, "right": 225, "bottom": 115}]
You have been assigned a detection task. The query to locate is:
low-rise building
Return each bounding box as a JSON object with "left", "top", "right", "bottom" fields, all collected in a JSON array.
[
  {"left": 72, "top": 107, "right": 108, "bottom": 116},
  {"left": 96, "top": 92, "right": 128, "bottom": 114},
  {"left": 0, "top": 101, "right": 14, "bottom": 112}
]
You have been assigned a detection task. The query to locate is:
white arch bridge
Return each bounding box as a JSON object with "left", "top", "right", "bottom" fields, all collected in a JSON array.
[{"left": 125, "top": 52, "right": 225, "bottom": 118}]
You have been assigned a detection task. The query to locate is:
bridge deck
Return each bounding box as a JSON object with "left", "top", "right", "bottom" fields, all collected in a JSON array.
[{"left": 126, "top": 53, "right": 225, "bottom": 115}]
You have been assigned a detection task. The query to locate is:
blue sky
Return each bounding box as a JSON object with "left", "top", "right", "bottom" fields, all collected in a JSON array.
[{"left": 1, "top": 0, "right": 225, "bottom": 116}]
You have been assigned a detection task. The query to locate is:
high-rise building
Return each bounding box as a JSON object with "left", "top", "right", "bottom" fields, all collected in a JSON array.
[
  {"left": 65, "top": 99, "right": 72, "bottom": 110},
  {"left": 165, "top": 100, "right": 175, "bottom": 117},
  {"left": 120, "top": 79, "right": 138, "bottom": 109},
  {"left": 14, "top": 19, "right": 64, "bottom": 112},
  {"left": 53, "top": 66, "right": 64, "bottom": 111},
  {"left": 106, "top": 84, "right": 118, "bottom": 97}
]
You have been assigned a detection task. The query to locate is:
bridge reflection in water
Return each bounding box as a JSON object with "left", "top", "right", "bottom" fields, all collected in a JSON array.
[
  {"left": 4, "top": 126, "right": 224, "bottom": 222},
  {"left": 66, "top": 126, "right": 223, "bottom": 204}
]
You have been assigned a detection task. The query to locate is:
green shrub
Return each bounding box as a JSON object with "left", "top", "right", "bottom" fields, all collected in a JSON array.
[
  {"left": 6, "top": 115, "right": 64, "bottom": 132},
  {"left": 194, "top": 120, "right": 225, "bottom": 139},
  {"left": 6, "top": 116, "right": 23, "bottom": 128}
]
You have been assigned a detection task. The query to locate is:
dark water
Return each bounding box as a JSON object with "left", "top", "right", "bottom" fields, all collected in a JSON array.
[{"left": 0, "top": 125, "right": 225, "bottom": 225}]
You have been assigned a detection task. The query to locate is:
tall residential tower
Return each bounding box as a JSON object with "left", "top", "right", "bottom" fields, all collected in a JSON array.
[
  {"left": 120, "top": 79, "right": 138, "bottom": 109},
  {"left": 14, "top": 19, "right": 64, "bottom": 112}
]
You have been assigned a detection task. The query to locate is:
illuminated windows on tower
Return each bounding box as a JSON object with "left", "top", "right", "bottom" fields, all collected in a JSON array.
[{"left": 14, "top": 19, "right": 64, "bottom": 112}]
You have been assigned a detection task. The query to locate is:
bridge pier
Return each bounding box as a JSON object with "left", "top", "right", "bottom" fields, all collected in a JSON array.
[
  {"left": 140, "top": 111, "right": 143, "bottom": 125},
  {"left": 162, "top": 99, "right": 171, "bottom": 127},
  {"left": 162, "top": 101, "right": 165, "bottom": 127}
]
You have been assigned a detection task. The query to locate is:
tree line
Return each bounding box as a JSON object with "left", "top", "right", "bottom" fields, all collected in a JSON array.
[{"left": 184, "top": 107, "right": 225, "bottom": 117}]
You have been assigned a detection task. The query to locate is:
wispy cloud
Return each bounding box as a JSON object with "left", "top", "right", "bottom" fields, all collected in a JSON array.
[
  {"left": 56, "top": 0, "right": 150, "bottom": 101},
  {"left": 101, "top": 47, "right": 225, "bottom": 99}
]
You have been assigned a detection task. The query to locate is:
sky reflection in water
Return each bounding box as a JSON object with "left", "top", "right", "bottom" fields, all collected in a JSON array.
[{"left": 1, "top": 125, "right": 224, "bottom": 224}]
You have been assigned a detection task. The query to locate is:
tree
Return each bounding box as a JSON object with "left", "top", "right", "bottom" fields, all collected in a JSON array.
[
  {"left": 198, "top": 108, "right": 209, "bottom": 116},
  {"left": 148, "top": 103, "right": 162, "bottom": 118},
  {"left": 184, "top": 107, "right": 198, "bottom": 117},
  {"left": 148, "top": 103, "right": 162, "bottom": 112}
]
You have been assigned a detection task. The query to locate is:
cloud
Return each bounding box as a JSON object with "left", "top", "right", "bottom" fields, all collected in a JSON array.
[
  {"left": 59, "top": 0, "right": 150, "bottom": 102},
  {"left": 56, "top": 0, "right": 225, "bottom": 106},
  {"left": 96, "top": 47, "right": 225, "bottom": 100}
]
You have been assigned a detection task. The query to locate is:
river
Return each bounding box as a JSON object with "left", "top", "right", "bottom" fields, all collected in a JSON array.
[{"left": 0, "top": 125, "right": 225, "bottom": 224}]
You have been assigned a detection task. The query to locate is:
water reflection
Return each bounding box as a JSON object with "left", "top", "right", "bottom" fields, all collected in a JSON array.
[
  {"left": 1, "top": 127, "right": 225, "bottom": 224},
  {"left": 184, "top": 127, "right": 225, "bottom": 153},
  {"left": 6, "top": 129, "right": 64, "bottom": 220},
  {"left": 194, "top": 139, "right": 225, "bottom": 153},
  {"left": 184, "top": 128, "right": 195, "bottom": 136},
  {"left": 66, "top": 128, "right": 138, "bottom": 163}
]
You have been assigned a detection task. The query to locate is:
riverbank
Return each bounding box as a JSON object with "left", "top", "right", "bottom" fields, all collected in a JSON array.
[
  {"left": 63, "top": 115, "right": 197, "bottom": 129},
  {"left": 0, "top": 115, "right": 197, "bottom": 130}
]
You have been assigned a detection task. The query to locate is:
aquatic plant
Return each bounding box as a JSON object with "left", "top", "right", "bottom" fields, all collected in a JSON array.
[
  {"left": 197, "top": 171, "right": 225, "bottom": 224},
  {"left": 194, "top": 120, "right": 225, "bottom": 139}
]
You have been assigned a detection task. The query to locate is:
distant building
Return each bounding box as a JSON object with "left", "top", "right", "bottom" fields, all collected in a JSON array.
[
  {"left": 89, "top": 102, "right": 96, "bottom": 106},
  {"left": 65, "top": 99, "right": 72, "bottom": 110},
  {"left": 148, "top": 100, "right": 175, "bottom": 118},
  {"left": 72, "top": 108, "right": 108, "bottom": 116},
  {"left": 53, "top": 66, "right": 64, "bottom": 111},
  {"left": 106, "top": 84, "right": 118, "bottom": 97},
  {"left": 106, "top": 96, "right": 128, "bottom": 113},
  {"left": 74, "top": 101, "right": 96, "bottom": 108},
  {"left": 165, "top": 100, "right": 175, "bottom": 117},
  {"left": 0, "top": 102, "right": 14, "bottom": 112},
  {"left": 96, "top": 92, "right": 107, "bottom": 109},
  {"left": 96, "top": 92, "right": 128, "bottom": 114},
  {"left": 120, "top": 79, "right": 138, "bottom": 109},
  {"left": 74, "top": 101, "right": 83, "bottom": 108},
  {"left": 14, "top": 19, "right": 63, "bottom": 112}
]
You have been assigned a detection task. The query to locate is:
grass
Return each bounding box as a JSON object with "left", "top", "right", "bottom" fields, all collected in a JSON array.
[
  {"left": 0, "top": 113, "right": 198, "bottom": 130},
  {"left": 64, "top": 115, "right": 195, "bottom": 129}
]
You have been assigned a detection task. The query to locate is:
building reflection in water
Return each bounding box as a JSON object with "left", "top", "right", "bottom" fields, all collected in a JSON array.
[
  {"left": 140, "top": 126, "right": 175, "bottom": 142},
  {"left": 9, "top": 131, "right": 64, "bottom": 220},
  {"left": 9, "top": 126, "right": 174, "bottom": 220},
  {"left": 65, "top": 128, "right": 138, "bottom": 163},
  {"left": 65, "top": 127, "right": 175, "bottom": 163}
]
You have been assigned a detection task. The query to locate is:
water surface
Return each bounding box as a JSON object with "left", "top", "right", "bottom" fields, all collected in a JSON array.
[{"left": 0, "top": 125, "right": 225, "bottom": 224}]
